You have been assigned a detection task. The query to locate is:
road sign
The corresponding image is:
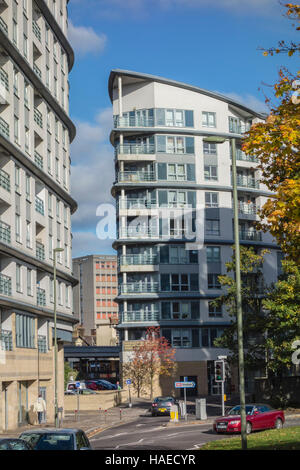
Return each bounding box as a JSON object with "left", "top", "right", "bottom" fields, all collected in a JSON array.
[
  {"left": 126, "top": 379, "right": 132, "bottom": 385},
  {"left": 75, "top": 381, "right": 81, "bottom": 389},
  {"left": 175, "top": 381, "right": 196, "bottom": 389}
]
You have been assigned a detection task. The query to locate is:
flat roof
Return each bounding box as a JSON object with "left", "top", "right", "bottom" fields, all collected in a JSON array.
[{"left": 64, "top": 346, "right": 121, "bottom": 359}]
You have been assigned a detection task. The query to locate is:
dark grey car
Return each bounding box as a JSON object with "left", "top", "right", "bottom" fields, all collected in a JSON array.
[
  {"left": 0, "top": 438, "right": 33, "bottom": 450},
  {"left": 19, "top": 428, "right": 92, "bottom": 450}
]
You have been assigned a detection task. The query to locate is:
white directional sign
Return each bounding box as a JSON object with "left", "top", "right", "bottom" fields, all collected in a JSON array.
[{"left": 174, "top": 381, "right": 196, "bottom": 389}]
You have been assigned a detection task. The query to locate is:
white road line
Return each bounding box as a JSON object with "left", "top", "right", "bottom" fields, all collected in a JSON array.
[{"left": 115, "top": 438, "right": 144, "bottom": 449}]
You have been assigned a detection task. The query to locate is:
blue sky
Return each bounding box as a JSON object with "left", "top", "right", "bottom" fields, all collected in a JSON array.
[{"left": 67, "top": 0, "right": 299, "bottom": 257}]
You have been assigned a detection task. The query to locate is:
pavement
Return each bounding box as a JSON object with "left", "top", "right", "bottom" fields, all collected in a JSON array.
[{"left": 2, "top": 397, "right": 300, "bottom": 440}]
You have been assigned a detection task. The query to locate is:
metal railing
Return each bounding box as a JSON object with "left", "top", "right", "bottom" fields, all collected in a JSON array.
[
  {"left": 238, "top": 202, "right": 258, "bottom": 215},
  {"left": 118, "top": 198, "right": 157, "bottom": 210},
  {"left": 120, "top": 254, "right": 159, "bottom": 266},
  {"left": 34, "top": 151, "right": 44, "bottom": 170},
  {"left": 114, "top": 116, "right": 155, "bottom": 128},
  {"left": 32, "top": 20, "right": 41, "bottom": 42},
  {"left": 35, "top": 196, "right": 44, "bottom": 215},
  {"left": 117, "top": 170, "right": 156, "bottom": 182},
  {"left": 37, "top": 287, "right": 46, "bottom": 306},
  {"left": 0, "top": 273, "right": 12, "bottom": 296},
  {"left": 0, "top": 68, "right": 9, "bottom": 92},
  {"left": 38, "top": 335, "right": 47, "bottom": 353},
  {"left": 0, "top": 220, "right": 11, "bottom": 244},
  {"left": 121, "top": 310, "right": 160, "bottom": 322},
  {"left": 239, "top": 230, "right": 262, "bottom": 241},
  {"left": 0, "top": 116, "right": 9, "bottom": 139},
  {"left": 118, "top": 227, "right": 159, "bottom": 239},
  {"left": 0, "top": 329, "right": 12, "bottom": 351},
  {"left": 119, "top": 282, "right": 159, "bottom": 294},
  {"left": 234, "top": 149, "right": 258, "bottom": 163},
  {"left": 236, "top": 175, "right": 260, "bottom": 189},
  {"left": 0, "top": 168, "right": 10, "bottom": 191},
  {"left": 0, "top": 17, "right": 8, "bottom": 35},
  {"left": 115, "top": 143, "right": 156, "bottom": 156},
  {"left": 36, "top": 241, "right": 45, "bottom": 261},
  {"left": 34, "top": 107, "right": 43, "bottom": 128}
]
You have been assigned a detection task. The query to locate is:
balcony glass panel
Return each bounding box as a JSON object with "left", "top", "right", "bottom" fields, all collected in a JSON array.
[
  {"left": 35, "top": 196, "right": 44, "bottom": 215},
  {"left": 0, "top": 273, "right": 12, "bottom": 296},
  {"left": 0, "top": 221, "right": 11, "bottom": 244},
  {"left": 0, "top": 168, "right": 10, "bottom": 191},
  {"left": 0, "top": 329, "right": 12, "bottom": 351},
  {"left": 36, "top": 241, "right": 45, "bottom": 260}
]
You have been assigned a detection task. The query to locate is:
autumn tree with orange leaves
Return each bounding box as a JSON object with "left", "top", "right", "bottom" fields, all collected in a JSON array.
[
  {"left": 123, "top": 327, "right": 176, "bottom": 399},
  {"left": 243, "top": 3, "right": 300, "bottom": 263}
]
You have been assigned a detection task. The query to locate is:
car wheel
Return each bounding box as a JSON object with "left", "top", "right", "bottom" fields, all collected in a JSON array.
[
  {"left": 275, "top": 418, "right": 283, "bottom": 430},
  {"left": 246, "top": 422, "right": 252, "bottom": 435}
]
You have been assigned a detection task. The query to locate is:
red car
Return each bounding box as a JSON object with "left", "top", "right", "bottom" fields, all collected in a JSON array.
[{"left": 213, "top": 404, "right": 285, "bottom": 435}]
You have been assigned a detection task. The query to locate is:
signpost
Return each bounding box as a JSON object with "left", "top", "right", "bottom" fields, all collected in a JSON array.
[
  {"left": 175, "top": 379, "right": 196, "bottom": 421},
  {"left": 126, "top": 379, "right": 132, "bottom": 408}
]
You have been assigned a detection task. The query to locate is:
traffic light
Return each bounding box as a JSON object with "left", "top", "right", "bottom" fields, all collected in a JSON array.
[{"left": 214, "top": 360, "right": 225, "bottom": 382}]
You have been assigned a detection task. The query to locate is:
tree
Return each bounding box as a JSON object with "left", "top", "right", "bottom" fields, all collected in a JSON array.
[
  {"left": 243, "top": 3, "right": 300, "bottom": 263},
  {"left": 124, "top": 327, "right": 176, "bottom": 399},
  {"left": 64, "top": 362, "right": 78, "bottom": 389}
]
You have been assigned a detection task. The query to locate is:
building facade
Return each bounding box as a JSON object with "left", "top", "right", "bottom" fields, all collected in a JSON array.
[
  {"left": 0, "top": 0, "right": 77, "bottom": 431},
  {"left": 73, "top": 255, "right": 119, "bottom": 347},
  {"left": 109, "top": 69, "right": 281, "bottom": 397}
]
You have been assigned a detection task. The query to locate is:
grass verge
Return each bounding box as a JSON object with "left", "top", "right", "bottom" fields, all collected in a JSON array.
[{"left": 201, "top": 426, "right": 300, "bottom": 450}]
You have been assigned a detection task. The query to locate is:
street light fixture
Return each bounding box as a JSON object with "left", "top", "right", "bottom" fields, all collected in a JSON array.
[
  {"left": 203, "top": 135, "right": 247, "bottom": 450},
  {"left": 53, "top": 247, "right": 64, "bottom": 428}
]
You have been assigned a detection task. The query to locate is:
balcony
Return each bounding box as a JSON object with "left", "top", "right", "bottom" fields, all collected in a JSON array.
[
  {"left": 37, "top": 287, "right": 46, "bottom": 307},
  {"left": 0, "top": 220, "right": 11, "bottom": 244},
  {"left": 117, "top": 170, "right": 156, "bottom": 183},
  {"left": 0, "top": 116, "right": 9, "bottom": 139},
  {"left": 33, "top": 63, "right": 42, "bottom": 80},
  {"left": 115, "top": 144, "right": 155, "bottom": 157},
  {"left": 236, "top": 175, "right": 259, "bottom": 189},
  {"left": 118, "top": 198, "right": 157, "bottom": 210},
  {"left": 235, "top": 149, "right": 258, "bottom": 163},
  {"left": 121, "top": 310, "right": 160, "bottom": 323},
  {"left": 36, "top": 241, "right": 45, "bottom": 261},
  {"left": 0, "top": 16, "right": 8, "bottom": 35},
  {"left": 118, "top": 226, "right": 159, "bottom": 240},
  {"left": 34, "top": 151, "right": 44, "bottom": 170},
  {"left": 38, "top": 335, "right": 47, "bottom": 353},
  {"left": 0, "top": 329, "right": 12, "bottom": 351},
  {"left": 32, "top": 20, "right": 41, "bottom": 42},
  {"left": 0, "top": 168, "right": 10, "bottom": 191},
  {"left": 0, "top": 67, "right": 9, "bottom": 104},
  {"left": 120, "top": 254, "right": 159, "bottom": 266},
  {"left": 0, "top": 273, "right": 11, "bottom": 296},
  {"left": 114, "top": 116, "right": 154, "bottom": 128},
  {"left": 35, "top": 196, "right": 44, "bottom": 215},
  {"left": 119, "top": 282, "right": 159, "bottom": 295},
  {"left": 239, "top": 230, "right": 262, "bottom": 242},
  {"left": 238, "top": 202, "right": 258, "bottom": 216},
  {"left": 34, "top": 108, "right": 43, "bottom": 128}
]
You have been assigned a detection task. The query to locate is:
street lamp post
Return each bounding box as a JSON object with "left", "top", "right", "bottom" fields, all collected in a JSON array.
[
  {"left": 203, "top": 135, "right": 247, "bottom": 449},
  {"left": 53, "top": 247, "right": 64, "bottom": 428}
]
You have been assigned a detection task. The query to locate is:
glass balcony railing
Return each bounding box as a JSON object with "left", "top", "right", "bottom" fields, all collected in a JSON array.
[
  {"left": 0, "top": 329, "right": 12, "bottom": 351},
  {"left": 36, "top": 241, "right": 45, "bottom": 261},
  {"left": 37, "top": 288, "right": 46, "bottom": 307},
  {"left": 117, "top": 170, "right": 156, "bottom": 183},
  {"left": 34, "top": 151, "right": 44, "bottom": 170},
  {"left": 0, "top": 221, "right": 11, "bottom": 244},
  {"left": 38, "top": 335, "right": 47, "bottom": 353},
  {"left": 34, "top": 108, "right": 43, "bottom": 128},
  {"left": 35, "top": 196, "right": 44, "bottom": 215},
  {"left": 239, "top": 230, "right": 262, "bottom": 241},
  {"left": 118, "top": 199, "right": 157, "bottom": 210},
  {"left": 0, "top": 116, "right": 9, "bottom": 139},
  {"left": 118, "top": 227, "right": 159, "bottom": 239},
  {"left": 0, "top": 68, "right": 9, "bottom": 92},
  {"left": 236, "top": 175, "right": 260, "bottom": 189},
  {"left": 121, "top": 310, "right": 160, "bottom": 322},
  {"left": 119, "top": 282, "right": 159, "bottom": 295},
  {"left": 114, "top": 116, "right": 155, "bottom": 128},
  {"left": 32, "top": 20, "right": 41, "bottom": 42},
  {"left": 238, "top": 202, "right": 258, "bottom": 216},
  {"left": 234, "top": 149, "right": 258, "bottom": 163},
  {"left": 0, "top": 273, "right": 12, "bottom": 296},
  {"left": 120, "top": 254, "right": 159, "bottom": 266},
  {"left": 0, "top": 168, "right": 10, "bottom": 191},
  {"left": 115, "top": 144, "right": 155, "bottom": 156}
]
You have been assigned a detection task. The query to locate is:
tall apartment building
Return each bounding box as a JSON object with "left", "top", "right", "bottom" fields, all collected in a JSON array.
[
  {"left": 109, "top": 69, "right": 281, "bottom": 396},
  {"left": 73, "top": 255, "right": 119, "bottom": 346},
  {"left": 0, "top": 0, "right": 77, "bottom": 431}
]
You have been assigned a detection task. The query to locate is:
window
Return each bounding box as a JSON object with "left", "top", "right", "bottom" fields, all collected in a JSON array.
[
  {"left": 13, "top": 20, "right": 18, "bottom": 46},
  {"left": 25, "top": 174, "right": 30, "bottom": 199},
  {"left": 202, "top": 112, "right": 216, "bottom": 128},
  {"left": 208, "top": 302, "right": 222, "bottom": 318},
  {"left": 56, "top": 199, "right": 60, "bottom": 219},
  {"left": 161, "top": 301, "right": 200, "bottom": 320},
  {"left": 15, "top": 314, "right": 35, "bottom": 348},
  {"left": 204, "top": 165, "right": 218, "bottom": 181},
  {"left": 206, "top": 219, "right": 220, "bottom": 236},
  {"left": 26, "top": 221, "right": 31, "bottom": 248},
  {"left": 205, "top": 192, "right": 219, "bottom": 208},
  {"left": 156, "top": 135, "right": 194, "bottom": 154},
  {"left": 172, "top": 329, "right": 191, "bottom": 348},
  {"left": 206, "top": 246, "right": 221, "bottom": 263},
  {"left": 25, "top": 127, "right": 30, "bottom": 153},
  {"left": 23, "top": 34, "right": 28, "bottom": 58},
  {"left": 46, "top": 66, "right": 50, "bottom": 88},
  {"left": 14, "top": 116, "right": 19, "bottom": 144},
  {"left": 160, "top": 273, "right": 198, "bottom": 292},
  {"left": 208, "top": 273, "right": 221, "bottom": 289},
  {"left": 203, "top": 141, "right": 217, "bottom": 155},
  {"left": 167, "top": 164, "right": 186, "bottom": 181},
  {"left": 50, "top": 278, "right": 54, "bottom": 302},
  {"left": 16, "top": 264, "right": 22, "bottom": 292},
  {"left": 15, "top": 214, "right": 21, "bottom": 243},
  {"left": 24, "top": 82, "right": 30, "bottom": 108},
  {"left": 15, "top": 166, "right": 20, "bottom": 190},
  {"left": 27, "top": 269, "right": 32, "bottom": 296}
]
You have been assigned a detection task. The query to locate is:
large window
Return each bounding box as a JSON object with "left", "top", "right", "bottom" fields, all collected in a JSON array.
[
  {"left": 208, "top": 273, "right": 221, "bottom": 289},
  {"left": 208, "top": 302, "right": 222, "bottom": 318},
  {"left": 160, "top": 245, "right": 198, "bottom": 264},
  {"left": 202, "top": 112, "right": 216, "bottom": 128},
  {"left": 204, "top": 165, "right": 218, "bottom": 181},
  {"left": 206, "top": 220, "right": 220, "bottom": 236},
  {"left": 205, "top": 192, "right": 219, "bottom": 208},
  {"left": 162, "top": 327, "right": 224, "bottom": 348},
  {"left": 15, "top": 314, "right": 35, "bottom": 348},
  {"left": 156, "top": 135, "right": 194, "bottom": 154},
  {"left": 203, "top": 141, "right": 217, "bottom": 155},
  {"left": 206, "top": 246, "right": 221, "bottom": 263},
  {"left": 160, "top": 273, "right": 199, "bottom": 292},
  {"left": 161, "top": 301, "right": 200, "bottom": 320}
]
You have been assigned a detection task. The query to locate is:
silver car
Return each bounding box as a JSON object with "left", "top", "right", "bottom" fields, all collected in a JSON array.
[{"left": 19, "top": 428, "right": 92, "bottom": 450}]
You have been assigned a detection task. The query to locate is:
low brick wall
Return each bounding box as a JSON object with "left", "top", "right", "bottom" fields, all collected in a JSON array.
[{"left": 64, "top": 390, "right": 128, "bottom": 411}]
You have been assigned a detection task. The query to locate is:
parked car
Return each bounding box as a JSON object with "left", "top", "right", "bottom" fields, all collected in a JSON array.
[
  {"left": 0, "top": 438, "right": 33, "bottom": 450},
  {"left": 151, "top": 396, "right": 178, "bottom": 416},
  {"left": 85, "top": 381, "right": 101, "bottom": 391},
  {"left": 213, "top": 404, "right": 285, "bottom": 434},
  {"left": 65, "top": 390, "right": 76, "bottom": 395},
  {"left": 66, "top": 381, "right": 85, "bottom": 392},
  {"left": 19, "top": 429, "right": 92, "bottom": 450},
  {"left": 95, "top": 379, "right": 117, "bottom": 390},
  {"left": 86, "top": 380, "right": 117, "bottom": 390}
]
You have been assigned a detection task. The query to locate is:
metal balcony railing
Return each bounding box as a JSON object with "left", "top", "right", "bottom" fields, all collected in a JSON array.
[
  {"left": 236, "top": 175, "right": 259, "bottom": 189},
  {"left": 35, "top": 196, "right": 44, "bottom": 215},
  {"left": 34, "top": 151, "right": 43, "bottom": 170},
  {"left": 118, "top": 227, "right": 159, "bottom": 239},
  {"left": 32, "top": 20, "right": 41, "bottom": 42},
  {"left": 121, "top": 310, "right": 160, "bottom": 322},
  {"left": 114, "top": 116, "right": 155, "bottom": 128},
  {"left": 0, "top": 273, "right": 12, "bottom": 296},
  {"left": 115, "top": 143, "right": 155, "bottom": 156},
  {"left": 36, "top": 241, "right": 45, "bottom": 261},
  {"left": 238, "top": 202, "right": 258, "bottom": 215},
  {"left": 37, "top": 288, "right": 46, "bottom": 306},
  {"left": 119, "top": 282, "right": 159, "bottom": 294},
  {"left": 0, "top": 116, "right": 9, "bottom": 139},
  {"left": 0, "top": 168, "right": 10, "bottom": 191},
  {"left": 0, "top": 68, "right": 9, "bottom": 92},
  {"left": 120, "top": 254, "right": 159, "bottom": 266},
  {"left": 38, "top": 335, "right": 47, "bottom": 353},
  {"left": 239, "top": 230, "right": 262, "bottom": 241},
  {"left": 34, "top": 107, "right": 43, "bottom": 128},
  {"left": 117, "top": 170, "right": 156, "bottom": 182},
  {"left": 0, "top": 329, "right": 12, "bottom": 351},
  {"left": 0, "top": 220, "right": 11, "bottom": 244},
  {"left": 118, "top": 198, "right": 157, "bottom": 210},
  {"left": 234, "top": 149, "right": 258, "bottom": 163}
]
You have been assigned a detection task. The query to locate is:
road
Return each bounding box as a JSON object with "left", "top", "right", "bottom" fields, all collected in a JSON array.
[{"left": 90, "top": 414, "right": 300, "bottom": 450}]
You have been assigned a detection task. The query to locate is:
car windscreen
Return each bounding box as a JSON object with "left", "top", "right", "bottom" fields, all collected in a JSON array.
[
  {"left": 157, "top": 397, "right": 174, "bottom": 403},
  {"left": 227, "top": 405, "right": 254, "bottom": 416},
  {"left": 21, "top": 433, "right": 74, "bottom": 450}
]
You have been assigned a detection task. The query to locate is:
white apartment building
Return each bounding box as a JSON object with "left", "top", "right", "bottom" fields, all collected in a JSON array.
[
  {"left": 109, "top": 69, "right": 281, "bottom": 397},
  {"left": 0, "top": 0, "right": 77, "bottom": 431}
]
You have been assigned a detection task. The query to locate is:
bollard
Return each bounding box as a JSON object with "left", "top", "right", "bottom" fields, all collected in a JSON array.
[
  {"left": 120, "top": 409, "right": 122, "bottom": 421},
  {"left": 170, "top": 405, "right": 179, "bottom": 423},
  {"left": 74, "top": 409, "right": 78, "bottom": 422}
]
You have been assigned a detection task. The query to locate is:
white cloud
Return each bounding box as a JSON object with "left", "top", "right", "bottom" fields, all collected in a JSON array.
[
  {"left": 72, "top": 231, "right": 116, "bottom": 257},
  {"left": 68, "top": 21, "right": 107, "bottom": 56},
  {"left": 218, "top": 91, "right": 269, "bottom": 113}
]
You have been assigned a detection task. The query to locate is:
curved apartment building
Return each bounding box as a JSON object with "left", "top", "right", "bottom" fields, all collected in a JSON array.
[
  {"left": 0, "top": 0, "right": 76, "bottom": 430},
  {"left": 109, "top": 69, "right": 281, "bottom": 397}
]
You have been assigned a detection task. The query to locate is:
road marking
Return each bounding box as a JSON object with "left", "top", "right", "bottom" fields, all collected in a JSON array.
[{"left": 115, "top": 438, "right": 144, "bottom": 449}]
